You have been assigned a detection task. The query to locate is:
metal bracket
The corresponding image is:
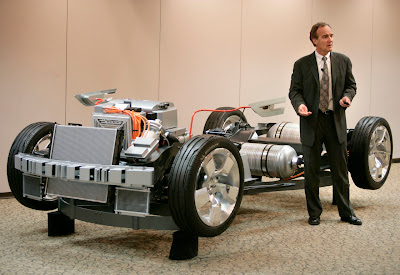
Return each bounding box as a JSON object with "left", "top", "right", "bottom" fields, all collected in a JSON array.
[
  {"left": 74, "top": 89, "right": 116, "bottom": 106},
  {"left": 249, "top": 97, "right": 286, "bottom": 117}
]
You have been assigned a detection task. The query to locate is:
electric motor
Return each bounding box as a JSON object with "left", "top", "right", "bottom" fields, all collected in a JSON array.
[{"left": 240, "top": 142, "right": 298, "bottom": 179}]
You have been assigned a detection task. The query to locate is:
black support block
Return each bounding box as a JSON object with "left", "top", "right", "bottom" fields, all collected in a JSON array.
[
  {"left": 169, "top": 231, "right": 198, "bottom": 260},
  {"left": 48, "top": 211, "right": 75, "bottom": 236}
]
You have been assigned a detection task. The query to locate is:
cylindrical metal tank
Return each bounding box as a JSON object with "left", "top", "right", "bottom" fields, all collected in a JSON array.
[
  {"left": 267, "top": 122, "right": 300, "bottom": 142},
  {"left": 240, "top": 142, "right": 298, "bottom": 179}
]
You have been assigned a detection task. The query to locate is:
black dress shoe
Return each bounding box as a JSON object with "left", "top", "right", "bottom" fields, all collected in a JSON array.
[
  {"left": 308, "top": 216, "right": 320, "bottom": 225},
  {"left": 341, "top": 215, "right": 362, "bottom": 225}
]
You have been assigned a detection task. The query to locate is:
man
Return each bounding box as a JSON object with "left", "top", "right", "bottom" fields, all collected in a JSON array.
[{"left": 289, "top": 22, "right": 362, "bottom": 226}]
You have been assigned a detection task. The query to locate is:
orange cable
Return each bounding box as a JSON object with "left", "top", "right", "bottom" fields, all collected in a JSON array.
[
  {"left": 282, "top": 171, "right": 304, "bottom": 181},
  {"left": 104, "top": 107, "right": 149, "bottom": 141}
]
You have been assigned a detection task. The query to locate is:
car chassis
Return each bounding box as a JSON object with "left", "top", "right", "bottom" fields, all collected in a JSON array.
[{"left": 8, "top": 89, "right": 393, "bottom": 259}]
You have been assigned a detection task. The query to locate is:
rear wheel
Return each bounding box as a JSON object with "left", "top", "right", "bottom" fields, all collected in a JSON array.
[
  {"left": 7, "top": 122, "right": 58, "bottom": 210},
  {"left": 203, "top": 107, "right": 247, "bottom": 133},
  {"left": 168, "top": 135, "right": 244, "bottom": 237},
  {"left": 348, "top": 117, "right": 392, "bottom": 190}
]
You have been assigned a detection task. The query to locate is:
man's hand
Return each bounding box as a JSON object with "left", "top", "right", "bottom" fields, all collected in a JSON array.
[
  {"left": 339, "top": 96, "right": 351, "bottom": 108},
  {"left": 298, "top": 104, "right": 312, "bottom": 116}
]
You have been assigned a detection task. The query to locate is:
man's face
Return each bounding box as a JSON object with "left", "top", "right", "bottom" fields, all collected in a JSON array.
[{"left": 313, "top": 25, "right": 333, "bottom": 55}]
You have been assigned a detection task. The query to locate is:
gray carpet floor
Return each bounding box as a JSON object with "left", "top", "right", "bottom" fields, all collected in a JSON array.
[{"left": 1, "top": 164, "right": 399, "bottom": 275}]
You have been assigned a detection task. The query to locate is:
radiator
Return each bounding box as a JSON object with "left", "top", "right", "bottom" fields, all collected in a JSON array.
[{"left": 46, "top": 124, "right": 121, "bottom": 203}]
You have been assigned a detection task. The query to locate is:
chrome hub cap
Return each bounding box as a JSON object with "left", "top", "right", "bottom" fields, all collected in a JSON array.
[
  {"left": 369, "top": 125, "right": 391, "bottom": 182},
  {"left": 195, "top": 148, "right": 240, "bottom": 226},
  {"left": 222, "top": 115, "right": 241, "bottom": 131},
  {"left": 33, "top": 133, "right": 51, "bottom": 154}
]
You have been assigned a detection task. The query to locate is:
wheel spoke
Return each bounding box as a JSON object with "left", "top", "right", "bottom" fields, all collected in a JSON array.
[
  {"left": 203, "top": 157, "right": 217, "bottom": 178},
  {"left": 369, "top": 153, "right": 381, "bottom": 168},
  {"left": 212, "top": 185, "right": 239, "bottom": 223},
  {"left": 209, "top": 204, "right": 224, "bottom": 226},
  {"left": 376, "top": 138, "right": 390, "bottom": 152},
  {"left": 376, "top": 151, "right": 391, "bottom": 167},
  {"left": 226, "top": 185, "right": 239, "bottom": 202},
  {"left": 369, "top": 132, "right": 377, "bottom": 150},
  {"left": 195, "top": 187, "right": 211, "bottom": 210},
  {"left": 214, "top": 184, "right": 239, "bottom": 204},
  {"left": 376, "top": 127, "right": 387, "bottom": 143},
  {"left": 220, "top": 155, "right": 234, "bottom": 175}
]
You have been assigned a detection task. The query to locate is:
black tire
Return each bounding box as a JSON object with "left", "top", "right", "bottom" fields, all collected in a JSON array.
[
  {"left": 7, "top": 122, "right": 58, "bottom": 210},
  {"left": 203, "top": 107, "right": 247, "bottom": 133},
  {"left": 348, "top": 117, "right": 392, "bottom": 190},
  {"left": 168, "top": 135, "right": 244, "bottom": 237}
]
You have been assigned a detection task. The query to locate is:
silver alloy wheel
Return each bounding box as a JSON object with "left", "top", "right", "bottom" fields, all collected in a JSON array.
[
  {"left": 33, "top": 134, "right": 51, "bottom": 153},
  {"left": 369, "top": 125, "right": 391, "bottom": 182},
  {"left": 221, "top": 115, "right": 241, "bottom": 131},
  {"left": 195, "top": 148, "right": 240, "bottom": 227},
  {"left": 368, "top": 125, "right": 392, "bottom": 182}
]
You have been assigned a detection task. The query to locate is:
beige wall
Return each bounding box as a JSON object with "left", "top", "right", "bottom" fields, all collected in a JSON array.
[
  {"left": 160, "top": 0, "right": 242, "bottom": 130},
  {"left": 1, "top": 0, "right": 399, "bottom": 193},
  {"left": 66, "top": 0, "right": 161, "bottom": 126},
  {"left": 0, "top": 0, "right": 67, "bottom": 193}
]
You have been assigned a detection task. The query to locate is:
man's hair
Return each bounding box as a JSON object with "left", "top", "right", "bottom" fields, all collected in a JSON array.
[{"left": 310, "top": 22, "right": 331, "bottom": 46}]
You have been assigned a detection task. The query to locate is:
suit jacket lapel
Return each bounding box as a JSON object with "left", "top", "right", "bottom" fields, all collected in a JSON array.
[
  {"left": 330, "top": 52, "right": 338, "bottom": 97},
  {"left": 309, "top": 52, "right": 319, "bottom": 89}
]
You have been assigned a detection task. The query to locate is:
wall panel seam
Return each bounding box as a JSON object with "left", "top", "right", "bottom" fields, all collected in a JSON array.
[
  {"left": 64, "top": 0, "right": 69, "bottom": 125},
  {"left": 157, "top": 0, "right": 162, "bottom": 102},
  {"left": 239, "top": 0, "right": 243, "bottom": 107},
  {"left": 369, "top": 0, "right": 374, "bottom": 116}
]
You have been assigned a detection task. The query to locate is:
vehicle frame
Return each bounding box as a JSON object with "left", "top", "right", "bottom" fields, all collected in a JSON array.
[{"left": 7, "top": 90, "right": 393, "bottom": 259}]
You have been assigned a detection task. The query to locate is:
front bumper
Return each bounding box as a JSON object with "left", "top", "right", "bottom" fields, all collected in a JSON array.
[
  {"left": 15, "top": 153, "right": 157, "bottom": 217},
  {"left": 15, "top": 153, "right": 154, "bottom": 189}
]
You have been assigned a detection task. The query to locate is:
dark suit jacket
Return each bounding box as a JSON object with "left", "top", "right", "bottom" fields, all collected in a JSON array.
[{"left": 289, "top": 51, "right": 357, "bottom": 147}]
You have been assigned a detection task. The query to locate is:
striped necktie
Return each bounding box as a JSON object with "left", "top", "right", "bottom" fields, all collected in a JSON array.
[{"left": 319, "top": 56, "right": 329, "bottom": 113}]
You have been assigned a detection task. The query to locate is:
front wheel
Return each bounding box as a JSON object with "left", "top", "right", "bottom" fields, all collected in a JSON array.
[
  {"left": 348, "top": 116, "right": 392, "bottom": 190},
  {"left": 7, "top": 122, "right": 58, "bottom": 210},
  {"left": 168, "top": 135, "right": 244, "bottom": 237}
]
